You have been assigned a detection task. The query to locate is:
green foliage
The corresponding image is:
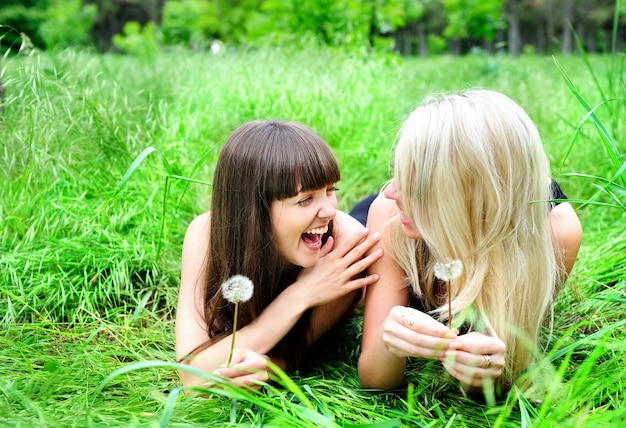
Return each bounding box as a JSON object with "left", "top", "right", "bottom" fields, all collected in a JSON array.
[
  {"left": 0, "top": 2, "right": 47, "bottom": 51},
  {"left": 252, "top": 0, "right": 414, "bottom": 48},
  {"left": 253, "top": 0, "right": 365, "bottom": 46},
  {"left": 402, "top": 0, "right": 425, "bottom": 22},
  {"left": 443, "top": 0, "right": 504, "bottom": 42},
  {"left": 160, "top": 0, "right": 417, "bottom": 49},
  {"left": 112, "top": 21, "right": 160, "bottom": 57},
  {"left": 39, "top": 0, "right": 97, "bottom": 49},
  {"left": 427, "top": 33, "right": 447, "bottom": 54},
  {"left": 161, "top": 0, "right": 219, "bottom": 47}
]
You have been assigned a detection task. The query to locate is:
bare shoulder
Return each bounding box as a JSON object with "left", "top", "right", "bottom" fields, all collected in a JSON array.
[
  {"left": 176, "top": 212, "right": 212, "bottom": 358},
  {"left": 181, "top": 212, "right": 211, "bottom": 292},
  {"left": 549, "top": 203, "right": 582, "bottom": 247},
  {"left": 367, "top": 194, "right": 397, "bottom": 232},
  {"left": 185, "top": 212, "right": 211, "bottom": 242},
  {"left": 332, "top": 210, "right": 366, "bottom": 240},
  {"left": 549, "top": 202, "right": 582, "bottom": 275}
]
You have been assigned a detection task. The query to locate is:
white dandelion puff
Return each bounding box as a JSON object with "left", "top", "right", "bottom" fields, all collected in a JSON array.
[
  {"left": 221, "top": 275, "right": 254, "bottom": 367},
  {"left": 221, "top": 275, "right": 254, "bottom": 303},
  {"left": 434, "top": 259, "right": 463, "bottom": 282},
  {"left": 434, "top": 259, "right": 463, "bottom": 329}
]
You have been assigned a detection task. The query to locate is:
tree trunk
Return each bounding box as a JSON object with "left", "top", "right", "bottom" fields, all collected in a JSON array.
[
  {"left": 403, "top": 28, "right": 412, "bottom": 55},
  {"left": 507, "top": 4, "right": 521, "bottom": 57},
  {"left": 417, "top": 21, "right": 427, "bottom": 56},
  {"left": 562, "top": 0, "right": 574, "bottom": 55},
  {"left": 536, "top": 16, "right": 546, "bottom": 53},
  {"left": 587, "top": 30, "right": 597, "bottom": 53},
  {"left": 544, "top": 0, "right": 556, "bottom": 52}
]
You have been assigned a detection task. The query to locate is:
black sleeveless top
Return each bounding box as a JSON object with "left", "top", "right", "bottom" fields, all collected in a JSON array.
[{"left": 349, "top": 180, "right": 568, "bottom": 227}]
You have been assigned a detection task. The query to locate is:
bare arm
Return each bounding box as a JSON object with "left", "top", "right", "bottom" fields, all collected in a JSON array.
[
  {"left": 358, "top": 195, "right": 470, "bottom": 390},
  {"left": 550, "top": 202, "right": 582, "bottom": 285},
  {"left": 358, "top": 195, "right": 423, "bottom": 389},
  {"left": 175, "top": 211, "right": 382, "bottom": 388}
]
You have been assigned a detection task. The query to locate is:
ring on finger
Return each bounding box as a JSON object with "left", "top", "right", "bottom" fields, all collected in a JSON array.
[{"left": 482, "top": 354, "right": 493, "bottom": 369}]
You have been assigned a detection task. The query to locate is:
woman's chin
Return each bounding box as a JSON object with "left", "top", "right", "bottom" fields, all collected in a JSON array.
[{"left": 401, "top": 223, "right": 422, "bottom": 240}]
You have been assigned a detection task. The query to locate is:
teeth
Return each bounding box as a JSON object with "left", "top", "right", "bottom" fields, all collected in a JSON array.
[{"left": 304, "top": 225, "right": 328, "bottom": 235}]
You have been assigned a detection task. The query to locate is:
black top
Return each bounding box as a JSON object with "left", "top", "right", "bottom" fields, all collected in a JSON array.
[{"left": 349, "top": 179, "right": 568, "bottom": 226}]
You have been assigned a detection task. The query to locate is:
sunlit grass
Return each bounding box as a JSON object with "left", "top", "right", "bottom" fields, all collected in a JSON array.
[{"left": 1, "top": 45, "right": 624, "bottom": 426}]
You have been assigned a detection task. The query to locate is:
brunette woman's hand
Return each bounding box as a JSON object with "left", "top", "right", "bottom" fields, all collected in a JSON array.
[
  {"left": 213, "top": 348, "right": 270, "bottom": 390},
  {"left": 442, "top": 332, "right": 506, "bottom": 387},
  {"left": 296, "top": 228, "right": 383, "bottom": 307},
  {"left": 381, "top": 306, "right": 457, "bottom": 360}
]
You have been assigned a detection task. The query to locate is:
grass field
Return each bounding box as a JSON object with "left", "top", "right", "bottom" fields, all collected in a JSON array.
[{"left": 1, "top": 45, "right": 625, "bottom": 427}]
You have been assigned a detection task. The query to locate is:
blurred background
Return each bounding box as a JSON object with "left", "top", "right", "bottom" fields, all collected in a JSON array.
[{"left": 1, "top": 0, "right": 624, "bottom": 57}]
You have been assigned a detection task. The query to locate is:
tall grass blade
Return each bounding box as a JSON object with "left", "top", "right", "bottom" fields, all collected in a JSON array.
[{"left": 553, "top": 57, "right": 623, "bottom": 183}]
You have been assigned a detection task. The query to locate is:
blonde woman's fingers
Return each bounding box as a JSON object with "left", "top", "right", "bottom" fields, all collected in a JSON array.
[
  {"left": 443, "top": 349, "right": 504, "bottom": 386},
  {"left": 390, "top": 306, "right": 456, "bottom": 338}
]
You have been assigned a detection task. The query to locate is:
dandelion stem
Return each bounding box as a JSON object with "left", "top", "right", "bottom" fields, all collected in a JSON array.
[
  {"left": 227, "top": 301, "right": 239, "bottom": 367},
  {"left": 447, "top": 282, "right": 452, "bottom": 329}
]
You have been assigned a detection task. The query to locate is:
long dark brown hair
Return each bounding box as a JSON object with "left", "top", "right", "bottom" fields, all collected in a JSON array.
[{"left": 199, "top": 120, "right": 341, "bottom": 369}]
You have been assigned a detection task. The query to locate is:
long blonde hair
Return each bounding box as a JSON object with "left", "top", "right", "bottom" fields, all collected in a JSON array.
[{"left": 390, "top": 89, "right": 558, "bottom": 390}]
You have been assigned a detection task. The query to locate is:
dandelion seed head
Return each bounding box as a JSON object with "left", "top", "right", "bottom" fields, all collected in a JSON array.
[
  {"left": 221, "top": 275, "right": 254, "bottom": 303},
  {"left": 434, "top": 260, "right": 463, "bottom": 281}
]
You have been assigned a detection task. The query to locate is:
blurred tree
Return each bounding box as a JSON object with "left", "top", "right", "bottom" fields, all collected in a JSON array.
[
  {"left": 39, "top": 0, "right": 98, "bottom": 49},
  {"left": 112, "top": 20, "right": 159, "bottom": 56},
  {"left": 392, "top": 0, "right": 446, "bottom": 55},
  {"left": 216, "top": 0, "right": 264, "bottom": 43},
  {"left": 85, "top": 0, "right": 165, "bottom": 51},
  {"left": 161, "top": 0, "right": 220, "bottom": 47},
  {"left": 0, "top": 0, "right": 48, "bottom": 52},
  {"left": 0, "top": 0, "right": 623, "bottom": 55},
  {"left": 248, "top": 0, "right": 412, "bottom": 48},
  {"left": 505, "top": 0, "right": 523, "bottom": 56},
  {"left": 442, "top": 0, "right": 505, "bottom": 53},
  {"left": 584, "top": 0, "right": 624, "bottom": 53}
]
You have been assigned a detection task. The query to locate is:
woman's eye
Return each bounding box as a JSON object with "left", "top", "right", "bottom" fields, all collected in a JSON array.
[{"left": 297, "top": 197, "right": 312, "bottom": 206}]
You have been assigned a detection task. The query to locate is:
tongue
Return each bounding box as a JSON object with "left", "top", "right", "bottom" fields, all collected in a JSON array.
[{"left": 301, "top": 233, "right": 322, "bottom": 250}]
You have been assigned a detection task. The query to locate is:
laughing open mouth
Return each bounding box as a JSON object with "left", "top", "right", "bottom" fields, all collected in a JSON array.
[{"left": 301, "top": 225, "right": 328, "bottom": 248}]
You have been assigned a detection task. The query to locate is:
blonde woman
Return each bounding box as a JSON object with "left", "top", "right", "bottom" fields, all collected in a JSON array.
[{"left": 358, "top": 90, "right": 582, "bottom": 398}]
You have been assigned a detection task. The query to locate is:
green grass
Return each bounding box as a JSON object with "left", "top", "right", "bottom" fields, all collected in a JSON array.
[{"left": 1, "top": 46, "right": 624, "bottom": 426}]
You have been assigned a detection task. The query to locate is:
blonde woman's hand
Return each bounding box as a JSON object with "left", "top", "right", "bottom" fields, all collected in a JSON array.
[
  {"left": 382, "top": 306, "right": 457, "bottom": 360},
  {"left": 213, "top": 348, "right": 270, "bottom": 390},
  {"left": 442, "top": 332, "right": 506, "bottom": 387},
  {"left": 296, "top": 228, "right": 383, "bottom": 307}
]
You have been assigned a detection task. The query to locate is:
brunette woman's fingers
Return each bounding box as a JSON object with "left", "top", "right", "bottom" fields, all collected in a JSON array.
[
  {"left": 331, "top": 227, "right": 371, "bottom": 258},
  {"left": 229, "top": 374, "right": 268, "bottom": 390},
  {"left": 345, "top": 246, "right": 383, "bottom": 276},
  {"left": 214, "top": 368, "right": 268, "bottom": 390},
  {"left": 206, "top": 349, "right": 270, "bottom": 391}
]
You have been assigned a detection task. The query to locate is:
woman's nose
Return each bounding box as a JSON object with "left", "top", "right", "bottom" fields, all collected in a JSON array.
[
  {"left": 318, "top": 197, "right": 337, "bottom": 219},
  {"left": 384, "top": 179, "right": 400, "bottom": 201}
]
